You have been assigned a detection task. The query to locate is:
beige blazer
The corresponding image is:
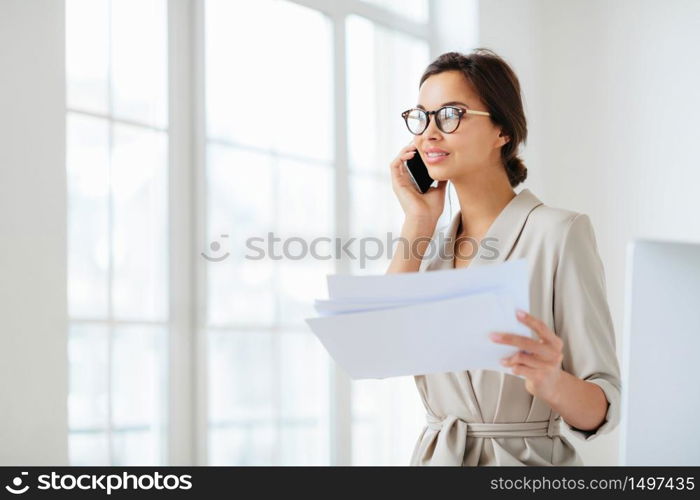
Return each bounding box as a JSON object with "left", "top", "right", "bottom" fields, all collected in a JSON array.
[{"left": 410, "top": 188, "right": 621, "bottom": 466}]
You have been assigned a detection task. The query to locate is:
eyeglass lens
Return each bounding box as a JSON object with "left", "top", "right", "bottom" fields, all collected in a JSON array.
[{"left": 405, "top": 107, "right": 461, "bottom": 134}]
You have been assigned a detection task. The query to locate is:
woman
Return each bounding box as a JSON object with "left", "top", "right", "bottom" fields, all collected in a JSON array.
[{"left": 387, "top": 49, "right": 621, "bottom": 466}]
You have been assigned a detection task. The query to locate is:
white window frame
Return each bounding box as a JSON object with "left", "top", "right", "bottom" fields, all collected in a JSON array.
[
  {"left": 165, "top": 0, "right": 435, "bottom": 466},
  {"left": 66, "top": 1, "right": 171, "bottom": 465}
]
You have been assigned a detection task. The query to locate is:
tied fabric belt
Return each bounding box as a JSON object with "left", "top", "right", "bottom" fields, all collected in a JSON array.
[{"left": 424, "top": 413, "right": 561, "bottom": 465}]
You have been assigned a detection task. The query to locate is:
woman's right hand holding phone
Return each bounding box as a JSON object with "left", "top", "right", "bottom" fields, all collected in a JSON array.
[
  {"left": 387, "top": 142, "right": 448, "bottom": 274},
  {"left": 390, "top": 142, "right": 447, "bottom": 227}
]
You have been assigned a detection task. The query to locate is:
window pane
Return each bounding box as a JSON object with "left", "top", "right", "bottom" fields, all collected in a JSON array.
[
  {"left": 112, "top": 325, "right": 166, "bottom": 427},
  {"left": 276, "top": 159, "right": 334, "bottom": 325},
  {"left": 207, "top": 330, "right": 330, "bottom": 465},
  {"left": 206, "top": 145, "right": 275, "bottom": 247},
  {"left": 111, "top": 124, "right": 168, "bottom": 321},
  {"left": 209, "top": 424, "right": 277, "bottom": 466},
  {"left": 205, "top": 0, "right": 333, "bottom": 162},
  {"left": 278, "top": 330, "right": 330, "bottom": 465},
  {"left": 68, "top": 324, "right": 109, "bottom": 432},
  {"left": 208, "top": 259, "right": 276, "bottom": 327},
  {"left": 206, "top": 145, "right": 275, "bottom": 327},
  {"left": 361, "top": 0, "right": 429, "bottom": 23},
  {"left": 112, "top": 325, "right": 166, "bottom": 465},
  {"left": 351, "top": 377, "right": 424, "bottom": 465},
  {"left": 67, "top": 114, "right": 110, "bottom": 317},
  {"left": 278, "top": 260, "right": 333, "bottom": 326},
  {"left": 278, "top": 332, "right": 330, "bottom": 435},
  {"left": 277, "top": 160, "right": 333, "bottom": 238},
  {"left": 66, "top": 0, "right": 109, "bottom": 113},
  {"left": 348, "top": 173, "right": 404, "bottom": 275},
  {"left": 278, "top": 424, "right": 327, "bottom": 465},
  {"left": 346, "top": 15, "right": 430, "bottom": 174},
  {"left": 113, "top": 430, "right": 159, "bottom": 466},
  {"left": 208, "top": 330, "right": 277, "bottom": 464},
  {"left": 111, "top": 0, "right": 168, "bottom": 127},
  {"left": 69, "top": 432, "right": 110, "bottom": 466},
  {"left": 208, "top": 330, "right": 276, "bottom": 423}
]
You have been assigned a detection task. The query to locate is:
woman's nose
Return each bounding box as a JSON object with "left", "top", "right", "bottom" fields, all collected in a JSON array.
[{"left": 423, "top": 114, "right": 443, "bottom": 138}]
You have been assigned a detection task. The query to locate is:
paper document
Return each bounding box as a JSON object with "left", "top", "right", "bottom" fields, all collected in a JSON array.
[{"left": 305, "top": 259, "right": 531, "bottom": 380}]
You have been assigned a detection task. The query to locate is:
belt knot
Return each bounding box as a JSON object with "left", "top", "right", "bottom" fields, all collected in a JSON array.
[{"left": 426, "top": 413, "right": 560, "bottom": 438}]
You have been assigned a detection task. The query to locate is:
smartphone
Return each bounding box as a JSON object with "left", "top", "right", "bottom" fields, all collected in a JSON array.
[{"left": 403, "top": 150, "right": 435, "bottom": 194}]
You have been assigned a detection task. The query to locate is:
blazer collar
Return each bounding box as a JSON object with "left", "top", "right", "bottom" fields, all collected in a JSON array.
[{"left": 426, "top": 188, "right": 543, "bottom": 270}]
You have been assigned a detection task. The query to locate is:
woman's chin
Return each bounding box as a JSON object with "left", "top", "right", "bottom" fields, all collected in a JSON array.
[{"left": 427, "top": 165, "right": 451, "bottom": 182}]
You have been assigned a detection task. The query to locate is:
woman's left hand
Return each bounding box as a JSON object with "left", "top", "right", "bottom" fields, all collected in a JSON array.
[{"left": 489, "top": 309, "right": 564, "bottom": 403}]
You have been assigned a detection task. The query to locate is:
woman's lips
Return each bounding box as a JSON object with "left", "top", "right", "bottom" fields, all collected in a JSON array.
[{"left": 424, "top": 153, "right": 450, "bottom": 164}]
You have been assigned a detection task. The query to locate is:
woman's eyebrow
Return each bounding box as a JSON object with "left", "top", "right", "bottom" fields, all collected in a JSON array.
[{"left": 416, "top": 101, "right": 468, "bottom": 110}]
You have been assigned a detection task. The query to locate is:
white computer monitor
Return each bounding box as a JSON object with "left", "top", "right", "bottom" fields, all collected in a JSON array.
[{"left": 620, "top": 239, "right": 700, "bottom": 465}]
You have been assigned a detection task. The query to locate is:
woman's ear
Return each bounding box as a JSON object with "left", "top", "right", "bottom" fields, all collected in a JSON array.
[{"left": 498, "top": 130, "right": 510, "bottom": 146}]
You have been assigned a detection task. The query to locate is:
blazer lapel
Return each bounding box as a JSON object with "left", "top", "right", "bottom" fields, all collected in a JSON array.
[
  {"left": 423, "top": 189, "right": 543, "bottom": 271},
  {"left": 472, "top": 188, "right": 543, "bottom": 267}
]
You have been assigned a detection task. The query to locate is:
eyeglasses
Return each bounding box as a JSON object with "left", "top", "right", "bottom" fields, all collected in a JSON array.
[{"left": 400, "top": 105, "right": 490, "bottom": 135}]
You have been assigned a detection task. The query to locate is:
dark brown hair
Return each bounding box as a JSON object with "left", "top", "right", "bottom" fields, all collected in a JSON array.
[{"left": 419, "top": 49, "right": 528, "bottom": 187}]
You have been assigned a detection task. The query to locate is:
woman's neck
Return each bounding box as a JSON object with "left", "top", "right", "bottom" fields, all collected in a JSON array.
[{"left": 451, "top": 165, "right": 516, "bottom": 239}]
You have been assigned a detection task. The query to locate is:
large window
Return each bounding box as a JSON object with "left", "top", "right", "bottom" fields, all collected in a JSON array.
[
  {"left": 66, "top": 0, "right": 432, "bottom": 465},
  {"left": 345, "top": 14, "right": 430, "bottom": 465},
  {"left": 66, "top": 0, "right": 169, "bottom": 465},
  {"left": 204, "top": 0, "right": 334, "bottom": 465}
]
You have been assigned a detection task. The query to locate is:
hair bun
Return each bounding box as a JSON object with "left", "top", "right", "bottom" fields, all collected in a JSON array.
[{"left": 505, "top": 156, "right": 527, "bottom": 187}]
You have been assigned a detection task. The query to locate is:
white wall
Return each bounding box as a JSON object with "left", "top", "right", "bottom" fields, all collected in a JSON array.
[
  {"left": 479, "top": 0, "right": 700, "bottom": 465},
  {"left": 431, "top": 0, "right": 479, "bottom": 57},
  {"left": 0, "top": 0, "right": 68, "bottom": 464},
  {"left": 478, "top": 0, "right": 547, "bottom": 196}
]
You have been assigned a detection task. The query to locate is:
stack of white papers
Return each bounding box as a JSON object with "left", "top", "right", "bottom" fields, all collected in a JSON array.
[{"left": 305, "top": 259, "right": 531, "bottom": 380}]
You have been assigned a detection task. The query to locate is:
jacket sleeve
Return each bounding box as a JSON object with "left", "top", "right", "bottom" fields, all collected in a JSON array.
[{"left": 552, "top": 213, "right": 622, "bottom": 441}]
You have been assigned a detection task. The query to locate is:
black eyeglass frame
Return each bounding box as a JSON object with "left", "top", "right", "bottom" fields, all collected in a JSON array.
[{"left": 400, "top": 105, "right": 491, "bottom": 135}]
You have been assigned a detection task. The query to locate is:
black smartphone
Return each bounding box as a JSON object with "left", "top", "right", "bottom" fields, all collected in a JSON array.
[{"left": 404, "top": 150, "right": 435, "bottom": 194}]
